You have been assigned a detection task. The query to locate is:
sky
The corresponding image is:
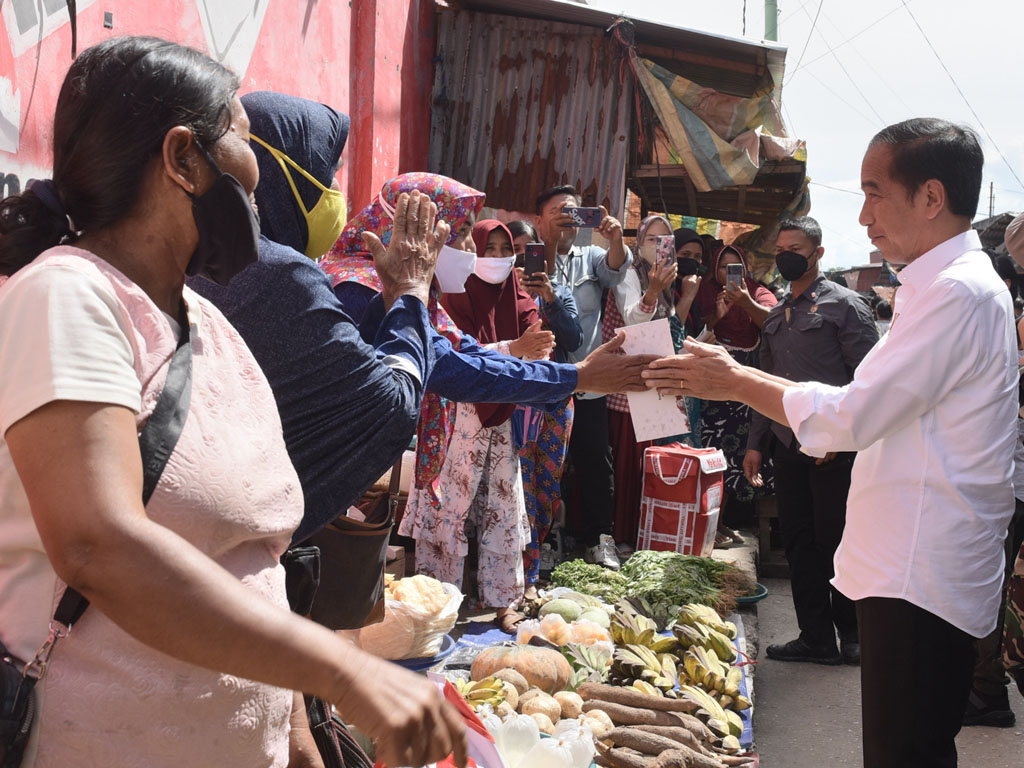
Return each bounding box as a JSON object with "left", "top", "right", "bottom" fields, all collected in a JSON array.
[{"left": 587, "top": 0, "right": 1024, "bottom": 268}]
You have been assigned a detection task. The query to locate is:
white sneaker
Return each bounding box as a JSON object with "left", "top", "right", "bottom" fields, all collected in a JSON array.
[
  {"left": 539, "top": 543, "right": 556, "bottom": 576},
  {"left": 585, "top": 534, "right": 621, "bottom": 570}
]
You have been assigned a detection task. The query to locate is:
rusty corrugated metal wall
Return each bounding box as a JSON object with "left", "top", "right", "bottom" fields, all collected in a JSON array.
[{"left": 429, "top": 9, "right": 632, "bottom": 218}]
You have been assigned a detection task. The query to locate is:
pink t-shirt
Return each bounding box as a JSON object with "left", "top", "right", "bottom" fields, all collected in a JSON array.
[{"left": 0, "top": 247, "right": 303, "bottom": 767}]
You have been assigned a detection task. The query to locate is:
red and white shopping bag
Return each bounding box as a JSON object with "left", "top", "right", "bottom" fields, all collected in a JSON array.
[{"left": 637, "top": 443, "right": 726, "bottom": 557}]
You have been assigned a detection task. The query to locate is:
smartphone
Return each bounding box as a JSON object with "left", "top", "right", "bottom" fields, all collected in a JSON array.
[
  {"left": 655, "top": 235, "right": 675, "bottom": 265},
  {"left": 562, "top": 206, "right": 604, "bottom": 228},
  {"left": 523, "top": 243, "right": 546, "bottom": 279},
  {"left": 726, "top": 263, "right": 744, "bottom": 289}
]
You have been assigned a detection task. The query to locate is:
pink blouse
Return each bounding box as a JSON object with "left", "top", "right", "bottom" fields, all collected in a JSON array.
[{"left": 0, "top": 248, "right": 303, "bottom": 767}]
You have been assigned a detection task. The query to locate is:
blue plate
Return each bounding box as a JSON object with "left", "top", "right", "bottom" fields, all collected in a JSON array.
[
  {"left": 736, "top": 582, "right": 769, "bottom": 605},
  {"left": 391, "top": 633, "right": 456, "bottom": 672}
]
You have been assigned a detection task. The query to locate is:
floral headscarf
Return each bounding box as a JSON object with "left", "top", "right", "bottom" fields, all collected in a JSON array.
[
  {"left": 319, "top": 172, "right": 486, "bottom": 510},
  {"left": 320, "top": 172, "right": 485, "bottom": 297},
  {"left": 633, "top": 214, "right": 675, "bottom": 320}
]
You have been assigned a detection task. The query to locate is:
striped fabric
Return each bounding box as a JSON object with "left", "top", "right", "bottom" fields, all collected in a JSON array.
[{"left": 634, "top": 57, "right": 796, "bottom": 192}]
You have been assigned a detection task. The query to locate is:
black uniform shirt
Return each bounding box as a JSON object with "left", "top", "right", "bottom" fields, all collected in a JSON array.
[{"left": 747, "top": 275, "right": 879, "bottom": 452}]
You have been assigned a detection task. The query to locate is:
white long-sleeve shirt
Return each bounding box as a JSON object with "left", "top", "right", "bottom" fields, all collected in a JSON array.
[{"left": 781, "top": 230, "right": 1017, "bottom": 638}]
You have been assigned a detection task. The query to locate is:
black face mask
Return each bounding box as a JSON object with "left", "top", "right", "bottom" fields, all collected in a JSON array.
[
  {"left": 677, "top": 257, "right": 707, "bottom": 277},
  {"left": 185, "top": 143, "right": 260, "bottom": 286},
  {"left": 775, "top": 250, "right": 811, "bottom": 282}
]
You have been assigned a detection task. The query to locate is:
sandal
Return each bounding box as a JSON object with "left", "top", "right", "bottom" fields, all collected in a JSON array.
[{"left": 495, "top": 607, "right": 525, "bottom": 635}]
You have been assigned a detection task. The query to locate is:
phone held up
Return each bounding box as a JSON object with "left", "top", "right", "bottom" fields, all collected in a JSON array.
[
  {"left": 655, "top": 235, "right": 675, "bottom": 265},
  {"left": 562, "top": 206, "right": 604, "bottom": 228},
  {"left": 523, "top": 243, "right": 546, "bottom": 278},
  {"left": 726, "top": 263, "right": 744, "bottom": 289}
]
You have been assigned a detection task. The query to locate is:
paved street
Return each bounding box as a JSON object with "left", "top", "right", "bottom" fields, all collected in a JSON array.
[{"left": 753, "top": 577, "right": 1023, "bottom": 766}]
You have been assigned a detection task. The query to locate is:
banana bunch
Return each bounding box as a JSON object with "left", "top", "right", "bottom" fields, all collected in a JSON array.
[
  {"left": 609, "top": 644, "right": 679, "bottom": 693},
  {"left": 678, "top": 684, "right": 744, "bottom": 739},
  {"left": 563, "top": 641, "right": 613, "bottom": 684},
  {"left": 610, "top": 605, "right": 657, "bottom": 646},
  {"left": 680, "top": 648, "right": 752, "bottom": 712},
  {"left": 453, "top": 677, "right": 505, "bottom": 711},
  {"left": 681, "top": 646, "right": 728, "bottom": 693},
  {"left": 677, "top": 603, "right": 738, "bottom": 640},
  {"left": 611, "top": 603, "right": 680, "bottom": 654},
  {"left": 619, "top": 596, "right": 674, "bottom": 632},
  {"left": 672, "top": 619, "right": 738, "bottom": 664},
  {"left": 630, "top": 679, "right": 664, "bottom": 697}
]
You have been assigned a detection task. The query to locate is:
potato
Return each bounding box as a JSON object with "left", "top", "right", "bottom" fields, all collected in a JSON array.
[
  {"left": 521, "top": 691, "right": 562, "bottom": 723},
  {"left": 501, "top": 681, "right": 519, "bottom": 711},
  {"left": 518, "top": 688, "right": 544, "bottom": 710},
  {"left": 493, "top": 668, "right": 530, "bottom": 696},
  {"left": 496, "top": 701, "right": 514, "bottom": 719},
  {"left": 586, "top": 708, "right": 614, "bottom": 733},
  {"left": 583, "top": 715, "right": 611, "bottom": 737},
  {"left": 554, "top": 691, "right": 584, "bottom": 719},
  {"left": 530, "top": 712, "right": 556, "bottom": 735}
]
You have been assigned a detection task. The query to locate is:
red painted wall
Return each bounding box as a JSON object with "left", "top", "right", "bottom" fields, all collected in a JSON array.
[{"left": 0, "top": 0, "right": 434, "bottom": 212}]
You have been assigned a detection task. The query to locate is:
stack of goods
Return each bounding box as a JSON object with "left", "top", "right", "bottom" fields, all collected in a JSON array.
[{"left": 348, "top": 574, "right": 461, "bottom": 659}]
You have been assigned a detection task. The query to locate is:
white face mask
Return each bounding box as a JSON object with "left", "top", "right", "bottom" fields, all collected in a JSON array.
[
  {"left": 475, "top": 255, "right": 516, "bottom": 284},
  {"left": 434, "top": 245, "right": 478, "bottom": 293},
  {"left": 640, "top": 243, "right": 658, "bottom": 265}
]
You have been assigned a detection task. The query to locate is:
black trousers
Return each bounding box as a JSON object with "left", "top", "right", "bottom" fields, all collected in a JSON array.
[
  {"left": 971, "top": 497, "right": 1024, "bottom": 696},
  {"left": 567, "top": 395, "right": 615, "bottom": 545},
  {"left": 772, "top": 439, "right": 858, "bottom": 646},
  {"left": 858, "top": 598, "right": 974, "bottom": 768}
]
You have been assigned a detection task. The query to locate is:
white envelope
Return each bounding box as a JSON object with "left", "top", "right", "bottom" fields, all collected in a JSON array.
[{"left": 616, "top": 318, "right": 692, "bottom": 442}]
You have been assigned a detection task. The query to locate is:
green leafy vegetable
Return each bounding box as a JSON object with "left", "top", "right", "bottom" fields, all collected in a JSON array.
[
  {"left": 552, "top": 552, "right": 753, "bottom": 617},
  {"left": 549, "top": 560, "right": 629, "bottom": 601}
]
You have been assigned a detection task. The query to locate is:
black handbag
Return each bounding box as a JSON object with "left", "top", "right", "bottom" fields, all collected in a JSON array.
[
  {"left": 0, "top": 304, "right": 192, "bottom": 768},
  {"left": 307, "top": 458, "right": 403, "bottom": 631}
]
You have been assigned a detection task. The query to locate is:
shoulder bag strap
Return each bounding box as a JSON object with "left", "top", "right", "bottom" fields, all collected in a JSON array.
[{"left": 53, "top": 302, "right": 194, "bottom": 629}]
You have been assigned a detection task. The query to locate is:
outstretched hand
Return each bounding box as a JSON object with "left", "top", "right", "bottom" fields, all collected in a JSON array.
[
  {"left": 575, "top": 330, "right": 660, "bottom": 394},
  {"left": 641, "top": 337, "right": 744, "bottom": 400},
  {"left": 363, "top": 190, "right": 450, "bottom": 308}
]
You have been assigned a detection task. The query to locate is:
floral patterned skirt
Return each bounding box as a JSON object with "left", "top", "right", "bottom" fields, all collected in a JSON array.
[{"left": 400, "top": 402, "right": 529, "bottom": 607}]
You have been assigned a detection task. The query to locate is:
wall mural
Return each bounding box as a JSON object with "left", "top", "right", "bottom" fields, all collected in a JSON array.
[{"left": 195, "top": 0, "right": 272, "bottom": 81}]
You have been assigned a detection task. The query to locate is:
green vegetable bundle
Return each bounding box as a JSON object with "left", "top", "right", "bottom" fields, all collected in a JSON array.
[
  {"left": 548, "top": 560, "right": 629, "bottom": 601},
  {"left": 552, "top": 551, "right": 753, "bottom": 617}
]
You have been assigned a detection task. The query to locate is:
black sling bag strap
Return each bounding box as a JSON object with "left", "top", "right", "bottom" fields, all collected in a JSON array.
[
  {"left": 54, "top": 301, "right": 194, "bottom": 627},
  {"left": 2, "top": 301, "right": 193, "bottom": 767}
]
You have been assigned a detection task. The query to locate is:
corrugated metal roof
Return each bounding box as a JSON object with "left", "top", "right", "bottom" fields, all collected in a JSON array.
[
  {"left": 446, "top": 0, "right": 788, "bottom": 97},
  {"left": 429, "top": 9, "right": 632, "bottom": 217}
]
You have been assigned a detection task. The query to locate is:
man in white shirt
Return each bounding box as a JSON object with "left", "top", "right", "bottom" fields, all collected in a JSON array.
[{"left": 643, "top": 119, "right": 1017, "bottom": 768}]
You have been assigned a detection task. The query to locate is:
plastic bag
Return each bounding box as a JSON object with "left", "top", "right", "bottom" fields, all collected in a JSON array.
[
  {"left": 518, "top": 737, "right": 579, "bottom": 768},
  {"left": 495, "top": 713, "right": 540, "bottom": 768},
  {"left": 351, "top": 583, "right": 463, "bottom": 659}
]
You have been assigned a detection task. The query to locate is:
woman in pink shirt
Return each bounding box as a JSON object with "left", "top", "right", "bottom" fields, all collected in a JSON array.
[{"left": 0, "top": 36, "right": 465, "bottom": 768}]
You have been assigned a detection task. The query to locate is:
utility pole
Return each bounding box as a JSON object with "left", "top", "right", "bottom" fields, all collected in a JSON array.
[
  {"left": 990, "top": 181, "right": 995, "bottom": 218},
  {"left": 765, "top": 0, "right": 778, "bottom": 41}
]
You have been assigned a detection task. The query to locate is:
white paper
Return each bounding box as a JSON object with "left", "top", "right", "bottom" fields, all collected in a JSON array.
[{"left": 617, "top": 319, "right": 692, "bottom": 442}]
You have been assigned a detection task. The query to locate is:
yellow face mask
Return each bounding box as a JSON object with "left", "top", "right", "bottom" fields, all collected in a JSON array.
[{"left": 251, "top": 134, "right": 347, "bottom": 260}]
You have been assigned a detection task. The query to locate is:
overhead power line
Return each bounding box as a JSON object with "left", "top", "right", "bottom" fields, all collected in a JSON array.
[
  {"left": 810, "top": 181, "right": 862, "bottom": 196},
  {"left": 818, "top": 6, "right": 914, "bottom": 115},
  {"left": 785, "top": 0, "right": 825, "bottom": 85},
  {"left": 805, "top": 69, "right": 878, "bottom": 128},
  {"left": 900, "top": 0, "right": 1024, "bottom": 192},
  {"left": 789, "top": 2, "right": 905, "bottom": 77},
  {"left": 797, "top": 2, "right": 886, "bottom": 125}
]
